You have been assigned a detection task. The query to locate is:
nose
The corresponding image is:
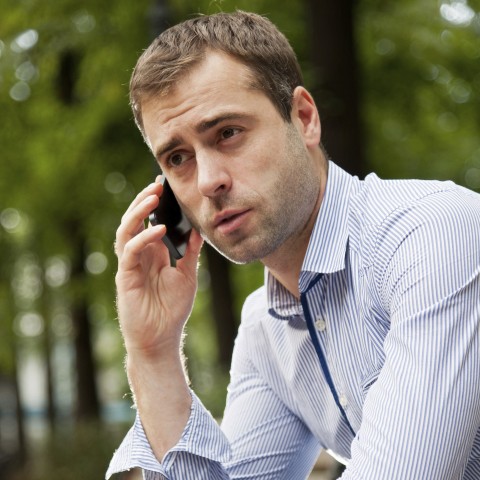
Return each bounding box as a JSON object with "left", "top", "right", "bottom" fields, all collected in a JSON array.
[{"left": 196, "top": 150, "right": 232, "bottom": 198}]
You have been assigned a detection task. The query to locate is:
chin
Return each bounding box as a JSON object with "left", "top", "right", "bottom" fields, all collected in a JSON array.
[
  {"left": 205, "top": 240, "right": 251, "bottom": 264},
  {"left": 204, "top": 236, "right": 273, "bottom": 265}
]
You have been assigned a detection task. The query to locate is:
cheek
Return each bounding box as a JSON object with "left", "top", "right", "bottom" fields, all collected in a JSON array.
[{"left": 178, "top": 196, "right": 207, "bottom": 234}]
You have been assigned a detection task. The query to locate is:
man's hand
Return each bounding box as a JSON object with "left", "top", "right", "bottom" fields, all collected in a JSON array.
[{"left": 114, "top": 179, "right": 203, "bottom": 357}]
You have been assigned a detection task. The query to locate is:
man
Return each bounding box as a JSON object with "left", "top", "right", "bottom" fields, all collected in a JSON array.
[{"left": 108, "top": 11, "right": 480, "bottom": 479}]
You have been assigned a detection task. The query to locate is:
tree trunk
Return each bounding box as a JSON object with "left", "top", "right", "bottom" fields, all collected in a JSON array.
[
  {"left": 56, "top": 50, "right": 100, "bottom": 422},
  {"left": 70, "top": 235, "right": 100, "bottom": 421},
  {"left": 72, "top": 300, "right": 100, "bottom": 421},
  {"left": 305, "top": 0, "right": 366, "bottom": 176},
  {"left": 41, "top": 291, "right": 56, "bottom": 431},
  {"left": 12, "top": 360, "right": 27, "bottom": 465},
  {"left": 204, "top": 245, "right": 238, "bottom": 369}
]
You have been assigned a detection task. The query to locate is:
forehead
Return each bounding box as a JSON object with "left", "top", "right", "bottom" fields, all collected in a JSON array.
[{"left": 140, "top": 52, "right": 269, "bottom": 141}]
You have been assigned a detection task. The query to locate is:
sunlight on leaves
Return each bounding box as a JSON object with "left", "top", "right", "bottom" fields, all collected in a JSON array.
[
  {"left": 72, "top": 10, "right": 96, "bottom": 33},
  {"left": 9, "top": 81, "right": 31, "bottom": 101},
  {"left": 14, "top": 312, "right": 44, "bottom": 338},
  {"left": 440, "top": 1, "right": 476, "bottom": 26},
  {"left": 85, "top": 252, "right": 108, "bottom": 275},
  {"left": 104, "top": 172, "right": 127, "bottom": 194},
  {"left": 0, "top": 208, "right": 22, "bottom": 232},
  {"left": 45, "top": 256, "right": 71, "bottom": 288},
  {"left": 11, "top": 29, "right": 39, "bottom": 52}
]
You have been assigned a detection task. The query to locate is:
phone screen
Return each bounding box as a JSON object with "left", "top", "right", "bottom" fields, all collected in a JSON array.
[{"left": 148, "top": 179, "right": 192, "bottom": 260}]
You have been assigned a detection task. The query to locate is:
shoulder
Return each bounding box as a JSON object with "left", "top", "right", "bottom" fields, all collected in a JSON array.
[
  {"left": 349, "top": 174, "right": 480, "bottom": 254},
  {"left": 350, "top": 176, "right": 480, "bottom": 317},
  {"left": 351, "top": 173, "right": 460, "bottom": 225},
  {"left": 240, "top": 286, "right": 269, "bottom": 328}
]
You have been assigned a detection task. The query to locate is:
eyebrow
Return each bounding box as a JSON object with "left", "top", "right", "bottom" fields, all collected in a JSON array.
[
  {"left": 154, "top": 113, "right": 250, "bottom": 161},
  {"left": 196, "top": 113, "right": 249, "bottom": 134},
  {"left": 155, "top": 137, "right": 182, "bottom": 161}
]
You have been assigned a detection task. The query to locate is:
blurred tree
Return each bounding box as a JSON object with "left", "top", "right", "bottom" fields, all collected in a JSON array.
[
  {"left": 305, "top": 0, "right": 366, "bottom": 176},
  {"left": 204, "top": 244, "right": 238, "bottom": 367},
  {"left": 54, "top": 45, "right": 100, "bottom": 420},
  {"left": 357, "top": 0, "right": 480, "bottom": 183},
  {"left": 0, "top": 0, "right": 153, "bottom": 433}
]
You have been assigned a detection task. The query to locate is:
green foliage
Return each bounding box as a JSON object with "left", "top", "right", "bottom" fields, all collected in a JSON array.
[
  {"left": 9, "top": 422, "right": 130, "bottom": 480},
  {"left": 357, "top": 0, "right": 480, "bottom": 184}
]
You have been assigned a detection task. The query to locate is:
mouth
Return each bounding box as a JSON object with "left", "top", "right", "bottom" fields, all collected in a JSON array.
[{"left": 213, "top": 209, "right": 251, "bottom": 235}]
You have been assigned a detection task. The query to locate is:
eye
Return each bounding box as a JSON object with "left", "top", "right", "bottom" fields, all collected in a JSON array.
[
  {"left": 167, "top": 151, "right": 189, "bottom": 168},
  {"left": 220, "top": 127, "right": 241, "bottom": 140}
]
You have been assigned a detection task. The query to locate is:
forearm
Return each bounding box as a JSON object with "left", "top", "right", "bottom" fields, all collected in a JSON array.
[
  {"left": 108, "top": 328, "right": 321, "bottom": 480},
  {"left": 127, "top": 347, "right": 192, "bottom": 462}
]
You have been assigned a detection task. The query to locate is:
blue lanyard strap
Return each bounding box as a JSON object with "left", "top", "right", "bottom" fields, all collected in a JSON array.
[{"left": 300, "top": 276, "right": 356, "bottom": 437}]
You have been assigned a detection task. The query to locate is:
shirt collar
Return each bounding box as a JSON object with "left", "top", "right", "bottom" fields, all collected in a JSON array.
[
  {"left": 267, "top": 161, "right": 357, "bottom": 319},
  {"left": 301, "top": 161, "right": 355, "bottom": 275}
]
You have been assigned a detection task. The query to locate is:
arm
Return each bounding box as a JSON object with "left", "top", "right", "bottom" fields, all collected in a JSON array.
[
  {"left": 221, "top": 318, "right": 321, "bottom": 478},
  {"left": 342, "top": 191, "right": 480, "bottom": 479},
  {"left": 114, "top": 178, "right": 203, "bottom": 460},
  {"left": 108, "top": 356, "right": 320, "bottom": 480}
]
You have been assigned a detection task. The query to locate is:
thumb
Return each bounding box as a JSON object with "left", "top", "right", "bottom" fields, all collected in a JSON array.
[{"left": 177, "top": 229, "right": 204, "bottom": 273}]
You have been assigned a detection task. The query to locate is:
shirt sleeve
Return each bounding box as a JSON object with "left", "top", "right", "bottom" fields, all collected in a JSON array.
[
  {"left": 342, "top": 188, "right": 480, "bottom": 479},
  {"left": 106, "top": 391, "right": 231, "bottom": 479},
  {"left": 220, "top": 318, "right": 321, "bottom": 478},
  {"left": 106, "top": 314, "right": 321, "bottom": 479}
]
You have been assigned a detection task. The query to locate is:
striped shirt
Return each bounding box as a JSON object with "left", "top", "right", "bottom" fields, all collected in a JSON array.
[{"left": 107, "top": 161, "right": 480, "bottom": 479}]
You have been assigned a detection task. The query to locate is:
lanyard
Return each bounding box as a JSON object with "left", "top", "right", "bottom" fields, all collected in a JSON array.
[{"left": 301, "top": 275, "right": 356, "bottom": 437}]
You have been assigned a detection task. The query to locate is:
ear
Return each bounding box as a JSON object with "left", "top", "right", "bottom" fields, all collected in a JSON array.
[{"left": 291, "top": 86, "right": 321, "bottom": 148}]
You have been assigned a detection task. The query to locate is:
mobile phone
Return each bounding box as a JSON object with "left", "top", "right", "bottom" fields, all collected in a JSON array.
[{"left": 148, "top": 179, "right": 192, "bottom": 260}]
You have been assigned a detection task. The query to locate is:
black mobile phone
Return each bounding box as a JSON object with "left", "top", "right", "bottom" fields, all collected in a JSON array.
[{"left": 148, "top": 179, "right": 192, "bottom": 260}]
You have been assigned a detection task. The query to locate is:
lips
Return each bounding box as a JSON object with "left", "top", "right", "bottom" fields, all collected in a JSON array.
[{"left": 213, "top": 209, "right": 251, "bottom": 234}]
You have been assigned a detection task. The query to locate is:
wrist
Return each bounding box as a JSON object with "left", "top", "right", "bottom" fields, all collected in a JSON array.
[
  {"left": 124, "top": 348, "right": 192, "bottom": 460},
  {"left": 123, "top": 324, "right": 185, "bottom": 362},
  {"left": 126, "top": 344, "right": 189, "bottom": 387}
]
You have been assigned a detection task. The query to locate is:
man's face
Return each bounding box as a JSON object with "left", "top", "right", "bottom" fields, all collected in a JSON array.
[{"left": 142, "top": 51, "right": 321, "bottom": 264}]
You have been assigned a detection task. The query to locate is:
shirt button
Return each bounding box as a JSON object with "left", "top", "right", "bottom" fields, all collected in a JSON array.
[
  {"left": 315, "top": 318, "right": 326, "bottom": 331},
  {"left": 339, "top": 394, "right": 348, "bottom": 408}
]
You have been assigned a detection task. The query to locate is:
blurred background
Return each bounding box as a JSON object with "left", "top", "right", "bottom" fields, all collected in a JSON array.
[{"left": 0, "top": 0, "right": 479, "bottom": 478}]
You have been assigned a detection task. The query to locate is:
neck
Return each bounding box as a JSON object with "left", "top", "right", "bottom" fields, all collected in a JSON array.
[
  {"left": 263, "top": 246, "right": 305, "bottom": 299},
  {"left": 263, "top": 164, "right": 327, "bottom": 299}
]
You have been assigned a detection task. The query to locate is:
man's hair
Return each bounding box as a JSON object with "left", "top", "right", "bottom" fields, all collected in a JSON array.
[{"left": 129, "top": 11, "right": 304, "bottom": 134}]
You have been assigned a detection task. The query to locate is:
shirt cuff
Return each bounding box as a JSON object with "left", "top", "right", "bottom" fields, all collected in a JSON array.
[{"left": 106, "top": 390, "right": 231, "bottom": 478}]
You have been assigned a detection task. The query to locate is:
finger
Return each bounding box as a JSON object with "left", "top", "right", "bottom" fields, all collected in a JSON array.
[
  {"left": 122, "top": 181, "right": 164, "bottom": 220},
  {"left": 176, "top": 229, "right": 204, "bottom": 274},
  {"left": 119, "top": 224, "right": 167, "bottom": 272},
  {"left": 116, "top": 194, "right": 161, "bottom": 256}
]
